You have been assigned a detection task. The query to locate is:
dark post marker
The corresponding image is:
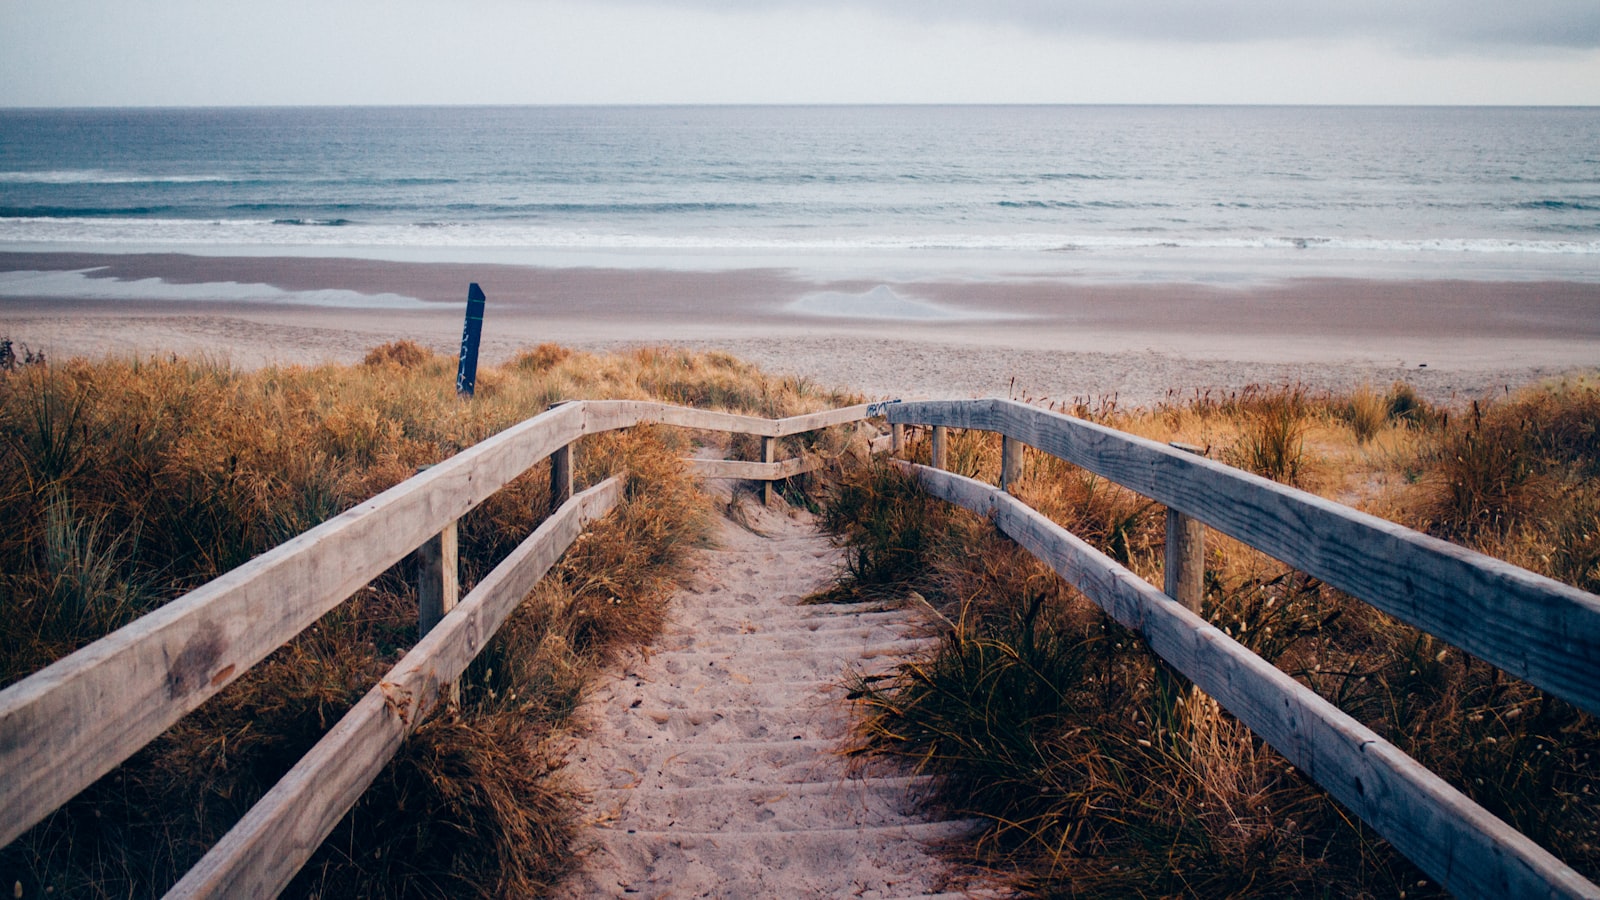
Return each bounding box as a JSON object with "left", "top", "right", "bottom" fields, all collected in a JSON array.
[{"left": 456, "top": 283, "right": 487, "bottom": 398}]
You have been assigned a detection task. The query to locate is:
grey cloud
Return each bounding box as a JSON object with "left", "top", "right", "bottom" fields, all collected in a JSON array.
[{"left": 623, "top": 0, "right": 1600, "bottom": 49}]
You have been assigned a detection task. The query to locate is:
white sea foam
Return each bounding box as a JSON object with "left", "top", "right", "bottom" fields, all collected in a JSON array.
[
  {"left": 2, "top": 216, "right": 1596, "bottom": 257},
  {"left": 788, "top": 285, "right": 1009, "bottom": 321},
  {"left": 0, "top": 269, "right": 431, "bottom": 309},
  {"left": 0, "top": 170, "right": 233, "bottom": 185},
  {"left": 5, "top": 106, "right": 1599, "bottom": 293}
]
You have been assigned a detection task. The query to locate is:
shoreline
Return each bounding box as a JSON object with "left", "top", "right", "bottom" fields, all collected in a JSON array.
[{"left": 3, "top": 251, "right": 1596, "bottom": 407}]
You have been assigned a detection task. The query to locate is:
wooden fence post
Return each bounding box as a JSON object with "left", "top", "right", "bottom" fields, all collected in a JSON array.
[
  {"left": 417, "top": 522, "right": 460, "bottom": 705},
  {"left": 550, "top": 442, "right": 574, "bottom": 514},
  {"left": 1164, "top": 511, "right": 1205, "bottom": 613},
  {"left": 931, "top": 426, "right": 948, "bottom": 470},
  {"left": 1163, "top": 442, "right": 1207, "bottom": 613},
  {"left": 1000, "top": 435, "right": 1023, "bottom": 494},
  {"left": 761, "top": 436, "right": 776, "bottom": 504},
  {"left": 891, "top": 423, "right": 905, "bottom": 456}
]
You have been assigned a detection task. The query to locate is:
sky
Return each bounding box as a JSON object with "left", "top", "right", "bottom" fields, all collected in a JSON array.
[{"left": 2, "top": 0, "right": 1598, "bottom": 106}]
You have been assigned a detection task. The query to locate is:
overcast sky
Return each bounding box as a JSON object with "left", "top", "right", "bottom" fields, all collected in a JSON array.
[{"left": 2, "top": 0, "right": 1598, "bottom": 106}]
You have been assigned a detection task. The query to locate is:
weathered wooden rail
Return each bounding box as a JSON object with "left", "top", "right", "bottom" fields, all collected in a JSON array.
[
  {"left": 887, "top": 398, "right": 1600, "bottom": 900},
  {"left": 0, "top": 398, "right": 886, "bottom": 898},
  {"left": 4, "top": 394, "right": 1598, "bottom": 897}
]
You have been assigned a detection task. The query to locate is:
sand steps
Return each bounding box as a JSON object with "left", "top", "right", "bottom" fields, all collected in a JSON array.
[
  {"left": 586, "top": 677, "right": 849, "bottom": 711},
  {"left": 570, "top": 823, "right": 983, "bottom": 898},
  {"left": 576, "top": 739, "right": 845, "bottom": 790},
  {"left": 594, "top": 707, "right": 851, "bottom": 743},
  {"left": 654, "top": 622, "right": 926, "bottom": 653},
  {"left": 554, "top": 497, "right": 990, "bottom": 898},
  {"left": 587, "top": 776, "right": 933, "bottom": 830},
  {"left": 649, "top": 642, "right": 934, "bottom": 680}
]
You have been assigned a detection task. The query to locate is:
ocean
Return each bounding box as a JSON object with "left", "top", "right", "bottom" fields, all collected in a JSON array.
[{"left": 1, "top": 105, "right": 1598, "bottom": 284}]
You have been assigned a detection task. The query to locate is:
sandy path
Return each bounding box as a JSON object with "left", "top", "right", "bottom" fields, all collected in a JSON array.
[{"left": 553, "top": 496, "right": 983, "bottom": 898}]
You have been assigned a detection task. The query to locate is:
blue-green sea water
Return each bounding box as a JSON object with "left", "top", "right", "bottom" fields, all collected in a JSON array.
[{"left": 1, "top": 105, "right": 1597, "bottom": 282}]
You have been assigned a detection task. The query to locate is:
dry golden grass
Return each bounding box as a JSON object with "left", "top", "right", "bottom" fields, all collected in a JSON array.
[
  {"left": 830, "top": 377, "right": 1600, "bottom": 898},
  {"left": 8, "top": 340, "right": 1594, "bottom": 897},
  {"left": 0, "top": 340, "right": 855, "bottom": 898}
]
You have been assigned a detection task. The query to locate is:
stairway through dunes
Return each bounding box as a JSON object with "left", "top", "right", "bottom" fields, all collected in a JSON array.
[{"left": 553, "top": 493, "right": 990, "bottom": 898}]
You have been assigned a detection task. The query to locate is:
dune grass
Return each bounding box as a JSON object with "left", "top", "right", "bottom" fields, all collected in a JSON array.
[
  {"left": 8, "top": 341, "right": 1594, "bottom": 897},
  {"left": 828, "top": 379, "right": 1600, "bottom": 898},
  {"left": 0, "top": 340, "right": 857, "bottom": 898}
]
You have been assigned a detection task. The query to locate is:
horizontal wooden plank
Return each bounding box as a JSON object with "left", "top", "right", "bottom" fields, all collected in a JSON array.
[
  {"left": 579, "top": 400, "right": 882, "bottom": 438},
  {"left": 888, "top": 398, "right": 1600, "bottom": 718},
  {"left": 774, "top": 402, "right": 882, "bottom": 436},
  {"left": 166, "top": 477, "right": 623, "bottom": 899},
  {"left": 909, "top": 463, "right": 1600, "bottom": 900},
  {"left": 580, "top": 399, "right": 781, "bottom": 437},
  {"left": 686, "top": 456, "right": 818, "bottom": 481},
  {"left": 0, "top": 401, "right": 590, "bottom": 850}
]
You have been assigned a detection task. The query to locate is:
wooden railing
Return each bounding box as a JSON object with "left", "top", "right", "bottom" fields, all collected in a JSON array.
[
  {"left": 5, "top": 394, "right": 1598, "bottom": 897},
  {"left": 0, "top": 399, "right": 886, "bottom": 898},
  {"left": 887, "top": 398, "right": 1600, "bottom": 900}
]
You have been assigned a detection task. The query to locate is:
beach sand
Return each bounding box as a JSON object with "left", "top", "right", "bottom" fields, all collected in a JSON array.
[{"left": 2, "top": 251, "right": 1596, "bottom": 407}]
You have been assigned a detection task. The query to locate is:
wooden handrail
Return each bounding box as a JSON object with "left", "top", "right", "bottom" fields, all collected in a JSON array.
[
  {"left": 906, "top": 463, "right": 1600, "bottom": 899},
  {"left": 0, "top": 401, "right": 587, "bottom": 849},
  {"left": 690, "top": 455, "right": 818, "bottom": 482},
  {"left": 888, "top": 398, "right": 1600, "bottom": 718},
  {"left": 4, "top": 389, "right": 1596, "bottom": 896},
  {"left": 0, "top": 399, "right": 889, "bottom": 851},
  {"left": 576, "top": 399, "right": 880, "bottom": 438},
  {"left": 167, "top": 477, "right": 624, "bottom": 899}
]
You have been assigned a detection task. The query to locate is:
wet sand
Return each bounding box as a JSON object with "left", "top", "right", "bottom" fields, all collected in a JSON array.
[{"left": 2, "top": 251, "right": 1596, "bottom": 407}]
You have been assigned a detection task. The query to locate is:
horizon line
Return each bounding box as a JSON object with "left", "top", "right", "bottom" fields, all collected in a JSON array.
[{"left": 4, "top": 101, "right": 1599, "bottom": 111}]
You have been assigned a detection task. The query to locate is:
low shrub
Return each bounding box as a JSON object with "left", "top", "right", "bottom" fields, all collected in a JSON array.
[
  {"left": 361, "top": 339, "right": 434, "bottom": 369},
  {"left": 1223, "top": 385, "right": 1311, "bottom": 485},
  {"left": 1343, "top": 383, "right": 1388, "bottom": 444},
  {"left": 811, "top": 458, "right": 954, "bottom": 603}
]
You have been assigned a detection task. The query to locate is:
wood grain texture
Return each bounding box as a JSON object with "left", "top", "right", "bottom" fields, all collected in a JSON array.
[
  {"left": 165, "top": 477, "right": 623, "bottom": 899},
  {"left": 908, "top": 463, "right": 1600, "bottom": 900},
  {"left": 576, "top": 400, "right": 879, "bottom": 438},
  {"left": 773, "top": 403, "right": 882, "bottom": 436},
  {"left": 580, "top": 400, "right": 779, "bottom": 437},
  {"left": 0, "top": 401, "right": 589, "bottom": 849},
  {"left": 686, "top": 456, "right": 817, "bottom": 481},
  {"left": 1164, "top": 509, "right": 1205, "bottom": 613},
  {"left": 1000, "top": 435, "right": 1023, "bottom": 494},
  {"left": 762, "top": 436, "right": 776, "bottom": 504},
  {"left": 888, "top": 398, "right": 1600, "bottom": 717},
  {"left": 550, "top": 442, "right": 574, "bottom": 514},
  {"left": 416, "top": 522, "right": 459, "bottom": 638}
]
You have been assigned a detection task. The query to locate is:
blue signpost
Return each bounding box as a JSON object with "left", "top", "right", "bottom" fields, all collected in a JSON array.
[{"left": 456, "top": 283, "right": 486, "bottom": 398}]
